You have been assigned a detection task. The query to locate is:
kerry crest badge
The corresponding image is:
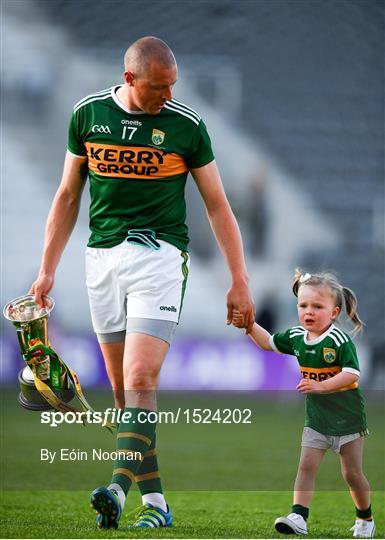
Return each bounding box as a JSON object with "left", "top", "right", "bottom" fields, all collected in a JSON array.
[
  {"left": 152, "top": 129, "right": 165, "bottom": 145},
  {"left": 323, "top": 347, "right": 336, "bottom": 364}
]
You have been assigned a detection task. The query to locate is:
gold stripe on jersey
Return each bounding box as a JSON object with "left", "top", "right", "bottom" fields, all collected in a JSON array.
[
  {"left": 300, "top": 365, "right": 358, "bottom": 391},
  {"left": 85, "top": 142, "right": 188, "bottom": 179},
  {"left": 135, "top": 471, "right": 161, "bottom": 482},
  {"left": 336, "top": 383, "right": 359, "bottom": 391}
]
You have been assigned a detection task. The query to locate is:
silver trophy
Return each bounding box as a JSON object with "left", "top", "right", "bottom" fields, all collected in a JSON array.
[{"left": 3, "top": 294, "right": 74, "bottom": 410}]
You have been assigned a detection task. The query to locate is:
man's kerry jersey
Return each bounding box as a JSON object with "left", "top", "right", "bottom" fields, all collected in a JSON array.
[
  {"left": 269, "top": 324, "right": 367, "bottom": 436},
  {"left": 67, "top": 86, "right": 215, "bottom": 251}
]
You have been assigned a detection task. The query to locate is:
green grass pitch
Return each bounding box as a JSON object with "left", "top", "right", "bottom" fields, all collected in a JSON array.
[
  {"left": 1, "top": 490, "right": 384, "bottom": 538},
  {"left": 1, "top": 390, "right": 384, "bottom": 538}
]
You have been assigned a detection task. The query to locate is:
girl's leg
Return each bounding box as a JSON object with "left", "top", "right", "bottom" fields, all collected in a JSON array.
[
  {"left": 339, "top": 437, "right": 371, "bottom": 511},
  {"left": 293, "top": 446, "right": 326, "bottom": 508},
  {"left": 274, "top": 446, "right": 326, "bottom": 534}
]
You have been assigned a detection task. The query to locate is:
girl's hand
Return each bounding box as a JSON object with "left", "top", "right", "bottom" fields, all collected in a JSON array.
[
  {"left": 296, "top": 378, "right": 325, "bottom": 394},
  {"left": 231, "top": 309, "right": 245, "bottom": 328}
]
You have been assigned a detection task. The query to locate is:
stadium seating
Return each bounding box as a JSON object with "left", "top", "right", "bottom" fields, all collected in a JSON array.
[{"left": 4, "top": 0, "right": 384, "bottom": 347}]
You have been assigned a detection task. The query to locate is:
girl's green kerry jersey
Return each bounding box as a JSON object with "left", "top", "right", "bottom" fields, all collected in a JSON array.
[
  {"left": 67, "top": 86, "right": 215, "bottom": 251},
  {"left": 269, "top": 324, "right": 367, "bottom": 436}
]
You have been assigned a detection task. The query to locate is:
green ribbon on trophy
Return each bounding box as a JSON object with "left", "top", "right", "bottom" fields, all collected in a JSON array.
[{"left": 3, "top": 294, "right": 115, "bottom": 432}]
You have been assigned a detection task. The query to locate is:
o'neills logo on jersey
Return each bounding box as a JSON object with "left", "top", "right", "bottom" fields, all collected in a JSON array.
[{"left": 85, "top": 142, "right": 188, "bottom": 179}]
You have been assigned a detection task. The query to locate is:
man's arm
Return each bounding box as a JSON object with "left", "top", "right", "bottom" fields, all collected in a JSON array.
[
  {"left": 29, "top": 151, "right": 88, "bottom": 306},
  {"left": 190, "top": 160, "right": 255, "bottom": 333}
]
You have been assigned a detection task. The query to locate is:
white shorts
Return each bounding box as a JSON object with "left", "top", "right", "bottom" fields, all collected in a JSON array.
[
  {"left": 301, "top": 426, "right": 366, "bottom": 454},
  {"left": 85, "top": 240, "right": 189, "bottom": 335}
]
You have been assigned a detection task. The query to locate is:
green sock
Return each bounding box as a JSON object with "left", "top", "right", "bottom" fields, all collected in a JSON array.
[
  {"left": 135, "top": 431, "right": 163, "bottom": 495},
  {"left": 110, "top": 407, "right": 156, "bottom": 496},
  {"left": 356, "top": 505, "right": 372, "bottom": 520},
  {"left": 292, "top": 504, "right": 309, "bottom": 521}
]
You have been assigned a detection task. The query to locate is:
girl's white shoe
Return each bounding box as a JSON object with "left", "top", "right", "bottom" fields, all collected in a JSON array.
[{"left": 350, "top": 518, "right": 375, "bottom": 538}]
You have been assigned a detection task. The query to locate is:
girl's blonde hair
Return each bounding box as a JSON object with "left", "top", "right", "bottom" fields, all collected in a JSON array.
[{"left": 292, "top": 268, "right": 364, "bottom": 335}]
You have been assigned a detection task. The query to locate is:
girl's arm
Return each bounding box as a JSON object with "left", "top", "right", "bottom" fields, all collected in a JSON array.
[
  {"left": 232, "top": 311, "right": 274, "bottom": 350},
  {"left": 297, "top": 371, "right": 358, "bottom": 394},
  {"left": 248, "top": 323, "right": 274, "bottom": 350}
]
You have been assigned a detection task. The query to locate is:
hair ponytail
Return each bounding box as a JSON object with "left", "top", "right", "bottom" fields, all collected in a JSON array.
[
  {"left": 342, "top": 286, "right": 364, "bottom": 335},
  {"left": 292, "top": 268, "right": 303, "bottom": 297}
]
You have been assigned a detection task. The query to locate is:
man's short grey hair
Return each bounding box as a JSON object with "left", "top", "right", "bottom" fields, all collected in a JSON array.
[{"left": 124, "top": 36, "right": 176, "bottom": 76}]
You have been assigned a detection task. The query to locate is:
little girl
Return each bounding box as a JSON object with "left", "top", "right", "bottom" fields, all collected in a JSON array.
[{"left": 232, "top": 270, "right": 375, "bottom": 538}]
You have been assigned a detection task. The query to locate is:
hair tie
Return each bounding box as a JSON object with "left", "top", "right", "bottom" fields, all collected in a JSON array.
[{"left": 299, "top": 273, "right": 312, "bottom": 284}]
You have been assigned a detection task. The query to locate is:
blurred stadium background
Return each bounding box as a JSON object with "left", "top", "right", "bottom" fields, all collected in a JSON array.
[{"left": 1, "top": 0, "right": 384, "bottom": 393}]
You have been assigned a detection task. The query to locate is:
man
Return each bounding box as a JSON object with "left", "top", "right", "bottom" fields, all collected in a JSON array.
[{"left": 30, "top": 36, "right": 255, "bottom": 529}]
